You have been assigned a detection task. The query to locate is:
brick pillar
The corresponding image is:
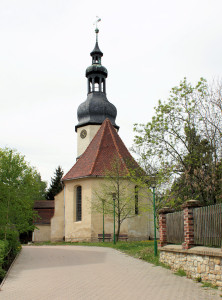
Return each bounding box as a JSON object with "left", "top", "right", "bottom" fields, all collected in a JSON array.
[
  {"left": 182, "top": 200, "right": 201, "bottom": 250},
  {"left": 158, "top": 207, "right": 174, "bottom": 247}
]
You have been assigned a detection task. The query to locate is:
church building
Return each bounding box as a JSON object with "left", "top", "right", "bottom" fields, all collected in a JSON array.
[{"left": 33, "top": 25, "right": 154, "bottom": 242}]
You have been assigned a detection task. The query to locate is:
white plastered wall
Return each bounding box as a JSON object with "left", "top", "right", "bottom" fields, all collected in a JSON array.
[
  {"left": 64, "top": 178, "right": 93, "bottom": 242},
  {"left": 51, "top": 190, "right": 65, "bottom": 241},
  {"left": 51, "top": 176, "right": 155, "bottom": 242},
  {"left": 76, "top": 125, "right": 101, "bottom": 157}
]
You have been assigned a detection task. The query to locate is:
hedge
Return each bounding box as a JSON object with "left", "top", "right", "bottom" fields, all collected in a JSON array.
[
  {"left": 0, "top": 240, "right": 9, "bottom": 280},
  {"left": 0, "top": 231, "right": 21, "bottom": 281}
]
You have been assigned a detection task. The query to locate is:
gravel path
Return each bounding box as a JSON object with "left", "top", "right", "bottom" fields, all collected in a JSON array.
[{"left": 0, "top": 245, "right": 221, "bottom": 300}]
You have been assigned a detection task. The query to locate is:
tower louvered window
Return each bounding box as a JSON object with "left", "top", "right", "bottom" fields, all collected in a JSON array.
[{"left": 76, "top": 186, "right": 82, "bottom": 221}]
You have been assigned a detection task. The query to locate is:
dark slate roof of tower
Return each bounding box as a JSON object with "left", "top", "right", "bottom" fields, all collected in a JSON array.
[
  {"left": 76, "top": 92, "right": 118, "bottom": 130},
  {"left": 85, "top": 64, "right": 108, "bottom": 77},
  {"left": 63, "top": 119, "right": 139, "bottom": 181},
  {"left": 90, "top": 41, "right": 103, "bottom": 56}
]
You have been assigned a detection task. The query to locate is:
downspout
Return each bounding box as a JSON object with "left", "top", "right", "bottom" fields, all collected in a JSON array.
[{"left": 63, "top": 185, "right": 66, "bottom": 241}]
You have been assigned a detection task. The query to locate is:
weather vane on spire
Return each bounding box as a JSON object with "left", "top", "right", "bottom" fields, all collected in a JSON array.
[{"left": 93, "top": 16, "right": 101, "bottom": 42}]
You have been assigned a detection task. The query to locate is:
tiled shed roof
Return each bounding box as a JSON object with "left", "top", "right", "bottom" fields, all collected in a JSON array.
[
  {"left": 34, "top": 200, "right": 55, "bottom": 208},
  {"left": 63, "top": 118, "right": 139, "bottom": 181},
  {"left": 34, "top": 200, "right": 55, "bottom": 224}
]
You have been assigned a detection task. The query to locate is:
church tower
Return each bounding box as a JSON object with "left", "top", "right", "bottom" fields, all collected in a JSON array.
[{"left": 75, "top": 25, "right": 119, "bottom": 158}]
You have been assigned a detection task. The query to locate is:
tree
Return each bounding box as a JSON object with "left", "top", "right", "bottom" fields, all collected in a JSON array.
[
  {"left": 46, "top": 166, "right": 64, "bottom": 200},
  {"left": 92, "top": 156, "right": 150, "bottom": 241},
  {"left": 133, "top": 78, "right": 222, "bottom": 208},
  {"left": 0, "top": 147, "right": 47, "bottom": 240},
  {"left": 164, "top": 131, "right": 218, "bottom": 207}
]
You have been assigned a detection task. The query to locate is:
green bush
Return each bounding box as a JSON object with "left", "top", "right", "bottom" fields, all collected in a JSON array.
[
  {"left": 0, "top": 240, "right": 9, "bottom": 280},
  {"left": 0, "top": 230, "right": 20, "bottom": 255},
  {"left": 0, "top": 230, "right": 21, "bottom": 281}
]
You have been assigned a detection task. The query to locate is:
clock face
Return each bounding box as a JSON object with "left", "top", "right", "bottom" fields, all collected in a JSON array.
[{"left": 80, "top": 129, "right": 87, "bottom": 139}]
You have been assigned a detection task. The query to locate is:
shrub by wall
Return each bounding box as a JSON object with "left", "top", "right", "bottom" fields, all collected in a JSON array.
[
  {"left": 0, "top": 240, "right": 9, "bottom": 280},
  {"left": 0, "top": 231, "right": 21, "bottom": 282}
]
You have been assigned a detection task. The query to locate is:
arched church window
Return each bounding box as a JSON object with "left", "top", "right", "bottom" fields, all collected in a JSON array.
[
  {"left": 76, "top": 186, "right": 82, "bottom": 221},
  {"left": 135, "top": 185, "right": 139, "bottom": 215}
]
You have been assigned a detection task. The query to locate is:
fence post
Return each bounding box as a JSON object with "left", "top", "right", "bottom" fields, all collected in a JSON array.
[
  {"left": 158, "top": 207, "right": 174, "bottom": 247},
  {"left": 182, "top": 200, "right": 201, "bottom": 250}
]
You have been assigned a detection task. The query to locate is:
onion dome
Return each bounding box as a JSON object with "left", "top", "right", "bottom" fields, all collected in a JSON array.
[
  {"left": 76, "top": 92, "right": 118, "bottom": 130},
  {"left": 85, "top": 64, "right": 108, "bottom": 77}
]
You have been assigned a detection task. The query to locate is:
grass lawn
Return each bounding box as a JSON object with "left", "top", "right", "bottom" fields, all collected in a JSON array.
[{"left": 32, "top": 240, "right": 168, "bottom": 267}]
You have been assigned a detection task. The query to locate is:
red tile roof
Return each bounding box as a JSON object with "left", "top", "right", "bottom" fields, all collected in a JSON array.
[{"left": 63, "top": 118, "right": 139, "bottom": 181}]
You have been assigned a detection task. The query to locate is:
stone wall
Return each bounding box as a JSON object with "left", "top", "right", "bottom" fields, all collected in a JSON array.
[{"left": 159, "top": 245, "right": 222, "bottom": 289}]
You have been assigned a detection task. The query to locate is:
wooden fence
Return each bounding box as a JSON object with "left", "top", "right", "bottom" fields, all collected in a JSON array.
[
  {"left": 193, "top": 203, "right": 222, "bottom": 247},
  {"left": 166, "top": 211, "right": 184, "bottom": 244}
]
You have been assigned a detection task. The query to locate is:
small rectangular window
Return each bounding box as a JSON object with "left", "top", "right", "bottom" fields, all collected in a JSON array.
[
  {"left": 135, "top": 186, "right": 139, "bottom": 215},
  {"left": 76, "top": 186, "right": 82, "bottom": 221}
]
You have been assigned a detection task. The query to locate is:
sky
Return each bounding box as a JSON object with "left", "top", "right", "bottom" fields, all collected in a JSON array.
[{"left": 0, "top": 0, "right": 222, "bottom": 186}]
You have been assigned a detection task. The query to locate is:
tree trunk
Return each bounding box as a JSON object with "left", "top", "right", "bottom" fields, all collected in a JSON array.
[{"left": 116, "top": 214, "right": 121, "bottom": 242}]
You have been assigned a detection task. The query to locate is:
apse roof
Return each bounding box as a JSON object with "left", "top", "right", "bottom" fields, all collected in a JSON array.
[{"left": 63, "top": 119, "right": 139, "bottom": 181}]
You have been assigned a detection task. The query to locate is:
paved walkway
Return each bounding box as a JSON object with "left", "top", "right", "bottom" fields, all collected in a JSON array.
[{"left": 0, "top": 246, "right": 221, "bottom": 300}]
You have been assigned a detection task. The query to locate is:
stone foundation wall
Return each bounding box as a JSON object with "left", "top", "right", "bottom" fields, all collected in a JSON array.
[{"left": 159, "top": 245, "right": 222, "bottom": 289}]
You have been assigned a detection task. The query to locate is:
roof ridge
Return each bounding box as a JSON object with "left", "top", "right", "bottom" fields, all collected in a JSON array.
[
  {"left": 62, "top": 151, "right": 82, "bottom": 180},
  {"left": 89, "top": 120, "right": 107, "bottom": 175},
  {"left": 108, "top": 120, "right": 123, "bottom": 159},
  {"left": 108, "top": 121, "right": 129, "bottom": 172}
]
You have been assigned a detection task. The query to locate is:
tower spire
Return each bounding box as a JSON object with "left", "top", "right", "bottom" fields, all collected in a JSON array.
[{"left": 75, "top": 19, "right": 119, "bottom": 134}]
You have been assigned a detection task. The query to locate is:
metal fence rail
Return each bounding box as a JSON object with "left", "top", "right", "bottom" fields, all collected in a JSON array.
[
  {"left": 193, "top": 204, "right": 222, "bottom": 247},
  {"left": 166, "top": 211, "right": 184, "bottom": 244}
]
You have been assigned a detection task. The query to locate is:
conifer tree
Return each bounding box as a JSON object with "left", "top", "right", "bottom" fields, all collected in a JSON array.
[{"left": 46, "top": 166, "right": 64, "bottom": 200}]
